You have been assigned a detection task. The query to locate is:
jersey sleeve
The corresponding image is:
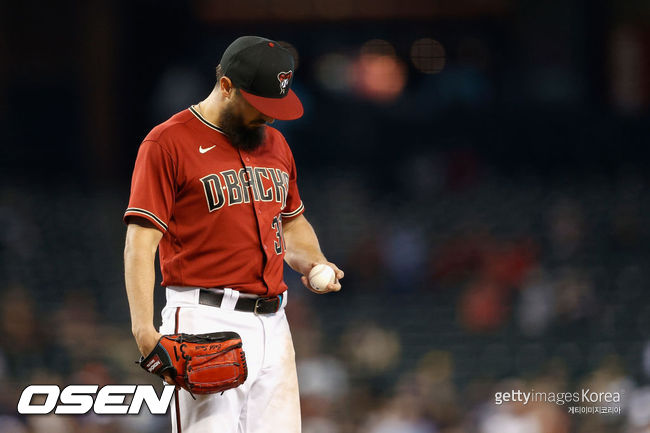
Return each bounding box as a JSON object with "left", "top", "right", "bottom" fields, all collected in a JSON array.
[
  {"left": 281, "top": 148, "right": 304, "bottom": 219},
  {"left": 123, "top": 140, "right": 176, "bottom": 232}
]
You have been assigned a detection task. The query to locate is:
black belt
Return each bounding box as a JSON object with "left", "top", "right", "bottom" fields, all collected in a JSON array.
[{"left": 198, "top": 289, "right": 283, "bottom": 315}]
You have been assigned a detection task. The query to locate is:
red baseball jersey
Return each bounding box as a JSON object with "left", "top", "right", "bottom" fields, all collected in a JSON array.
[{"left": 124, "top": 107, "right": 305, "bottom": 296}]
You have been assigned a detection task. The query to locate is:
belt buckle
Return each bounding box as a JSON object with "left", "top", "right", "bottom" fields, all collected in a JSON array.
[
  {"left": 253, "top": 298, "right": 264, "bottom": 315},
  {"left": 253, "top": 297, "right": 280, "bottom": 315}
]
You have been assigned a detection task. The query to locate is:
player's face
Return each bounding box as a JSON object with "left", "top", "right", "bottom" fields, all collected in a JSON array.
[{"left": 219, "top": 91, "right": 274, "bottom": 152}]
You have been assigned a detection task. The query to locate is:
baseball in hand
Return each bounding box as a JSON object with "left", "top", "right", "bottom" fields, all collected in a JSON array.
[{"left": 308, "top": 264, "right": 336, "bottom": 292}]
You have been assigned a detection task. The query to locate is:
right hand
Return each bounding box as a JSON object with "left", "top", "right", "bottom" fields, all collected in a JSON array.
[
  {"left": 301, "top": 261, "right": 344, "bottom": 294},
  {"left": 134, "top": 327, "right": 176, "bottom": 386}
]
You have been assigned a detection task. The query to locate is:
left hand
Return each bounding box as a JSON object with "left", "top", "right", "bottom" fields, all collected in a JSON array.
[{"left": 301, "top": 262, "right": 344, "bottom": 294}]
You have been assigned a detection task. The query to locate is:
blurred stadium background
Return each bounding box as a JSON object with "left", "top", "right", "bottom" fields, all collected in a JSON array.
[{"left": 1, "top": 0, "right": 650, "bottom": 432}]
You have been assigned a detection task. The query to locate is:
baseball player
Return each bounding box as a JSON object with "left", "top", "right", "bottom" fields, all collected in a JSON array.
[{"left": 123, "top": 36, "right": 344, "bottom": 433}]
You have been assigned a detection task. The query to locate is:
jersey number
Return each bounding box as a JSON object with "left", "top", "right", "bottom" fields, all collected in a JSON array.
[{"left": 271, "top": 216, "right": 284, "bottom": 255}]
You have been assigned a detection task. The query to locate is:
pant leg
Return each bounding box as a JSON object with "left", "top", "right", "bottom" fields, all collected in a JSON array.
[{"left": 242, "top": 311, "right": 301, "bottom": 433}]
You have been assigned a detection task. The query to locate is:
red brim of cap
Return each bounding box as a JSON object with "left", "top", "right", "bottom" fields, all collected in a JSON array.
[{"left": 239, "top": 89, "right": 304, "bottom": 121}]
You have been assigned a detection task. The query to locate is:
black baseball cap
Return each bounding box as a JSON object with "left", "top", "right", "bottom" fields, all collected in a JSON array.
[{"left": 220, "top": 36, "right": 303, "bottom": 121}]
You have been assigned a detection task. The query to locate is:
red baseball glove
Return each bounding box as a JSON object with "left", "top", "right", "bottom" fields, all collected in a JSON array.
[{"left": 139, "top": 332, "right": 247, "bottom": 397}]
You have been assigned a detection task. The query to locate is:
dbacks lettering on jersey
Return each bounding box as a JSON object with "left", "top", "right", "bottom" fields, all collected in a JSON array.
[{"left": 200, "top": 166, "right": 290, "bottom": 212}]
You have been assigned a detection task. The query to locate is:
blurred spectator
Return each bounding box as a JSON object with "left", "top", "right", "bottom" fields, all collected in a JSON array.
[
  {"left": 414, "top": 351, "right": 461, "bottom": 429},
  {"left": 553, "top": 268, "right": 597, "bottom": 324},
  {"left": 516, "top": 268, "right": 555, "bottom": 336},
  {"left": 546, "top": 198, "right": 584, "bottom": 260},
  {"left": 479, "top": 406, "right": 542, "bottom": 433},
  {"left": 430, "top": 230, "right": 488, "bottom": 287},
  {"left": 0, "top": 189, "right": 41, "bottom": 262},
  {"left": 296, "top": 325, "right": 350, "bottom": 433},
  {"left": 340, "top": 321, "right": 401, "bottom": 377},
  {"left": 627, "top": 387, "right": 650, "bottom": 432},
  {"left": 381, "top": 225, "right": 427, "bottom": 290},
  {"left": 362, "top": 388, "right": 437, "bottom": 433},
  {"left": 27, "top": 413, "right": 76, "bottom": 433},
  {"left": 344, "top": 229, "right": 387, "bottom": 291},
  {"left": 50, "top": 289, "right": 104, "bottom": 371},
  {"left": 479, "top": 379, "right": 543, "bottom": 433},
  {"left": 459, "top": 278, "right": 511, "bottom": 332},
  {"left": 0, "top": 285, "right": 41, "bottom": 379},
  {"left": 0, "top": 416, "right": 28, "bottom": 433},
  {"left": 527, "top": 371, "right": 570, "bottom": 433}
]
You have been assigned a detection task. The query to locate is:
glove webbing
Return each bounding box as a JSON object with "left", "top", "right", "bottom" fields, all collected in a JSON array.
[{"left": 172, "top": 339, "right": 245, "bottom": 399}]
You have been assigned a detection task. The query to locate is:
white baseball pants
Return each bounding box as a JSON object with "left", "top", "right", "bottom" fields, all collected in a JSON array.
[{"left": 159, "top": 287, "right": 301, "bottom": 433}]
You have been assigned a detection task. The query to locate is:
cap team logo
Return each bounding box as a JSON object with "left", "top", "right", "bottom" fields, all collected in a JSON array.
[{"left": 277, "top": 71, "right": 292, "bottom": 95}]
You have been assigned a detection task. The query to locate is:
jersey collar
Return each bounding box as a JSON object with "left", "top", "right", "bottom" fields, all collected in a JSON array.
[{"left": 189, "top": 105, "right": 227, "bottom": 135}]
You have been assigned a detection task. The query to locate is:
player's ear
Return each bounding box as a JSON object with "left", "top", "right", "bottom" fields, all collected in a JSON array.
[{"left": 219, "top": 76, "right": 234, "bottom": 99}]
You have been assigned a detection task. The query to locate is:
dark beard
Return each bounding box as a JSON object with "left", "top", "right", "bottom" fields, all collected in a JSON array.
[{"left": 219, "top": 106, "right": 266, "bottom": 152}]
